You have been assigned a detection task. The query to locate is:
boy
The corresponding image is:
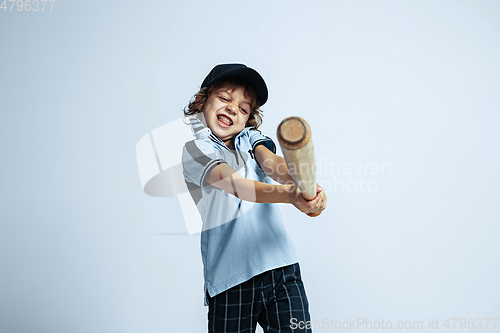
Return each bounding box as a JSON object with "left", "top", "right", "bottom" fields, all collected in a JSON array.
[{"left": 182, "top": 63, "right": 326, "bottom": 333}]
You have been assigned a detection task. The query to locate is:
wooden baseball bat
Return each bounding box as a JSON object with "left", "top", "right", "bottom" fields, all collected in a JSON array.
[{"left": 277, "top": 117, "right": 322, "bottom": 217}]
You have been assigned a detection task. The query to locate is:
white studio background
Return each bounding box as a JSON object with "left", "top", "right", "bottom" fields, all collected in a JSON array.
[{"left": 1, "top": 1, "right": 499, "bottom": 332}]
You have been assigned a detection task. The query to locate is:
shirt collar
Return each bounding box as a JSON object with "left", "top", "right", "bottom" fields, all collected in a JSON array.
[{"left": 188, "top": 115, "right": 251, "bottom": 148}]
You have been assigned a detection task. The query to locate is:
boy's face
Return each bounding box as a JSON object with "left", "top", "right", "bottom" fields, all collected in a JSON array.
[{"left": 201, "top": 83, "right": 253, "bottom": 148}]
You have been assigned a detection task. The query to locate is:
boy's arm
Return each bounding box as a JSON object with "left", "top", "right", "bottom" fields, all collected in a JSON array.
[
  {"left": 253, "top": 144, "right": 327, "bottom": 212},
  {"left": 253, "top": 144, "right": 294, "bottom": 185},
  {"left": 205, "top": 163, "right": 325, "bottom": 214}
]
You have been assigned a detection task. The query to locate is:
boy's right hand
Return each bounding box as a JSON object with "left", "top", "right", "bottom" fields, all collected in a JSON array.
[{"left": 288, "top": 183, "right": 327, "bottom": 216}]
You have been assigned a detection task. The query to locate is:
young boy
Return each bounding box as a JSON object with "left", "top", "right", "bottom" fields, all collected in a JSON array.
[{"left": 182, "top": 63, "right": 326, "bottom": 333}]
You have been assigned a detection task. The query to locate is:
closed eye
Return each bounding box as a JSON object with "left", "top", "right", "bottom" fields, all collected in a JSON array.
[{"left": 240, "top": 107, "right": 248, "bottom": 114}]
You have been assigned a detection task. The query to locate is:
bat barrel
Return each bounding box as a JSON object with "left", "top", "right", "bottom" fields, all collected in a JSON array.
[
  {"left": 277, "top": 116, "right": 322, "bottom": 217},
  {"left": 277, "top": 116, "right": 317, "bottom": 199},
  {"left": 277, "top": 117, "right": 311, "bottom": 150}
]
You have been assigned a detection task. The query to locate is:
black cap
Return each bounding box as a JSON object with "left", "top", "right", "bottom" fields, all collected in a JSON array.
[{"left": 201, "top": 63, "right": 268, "bottom": 106}]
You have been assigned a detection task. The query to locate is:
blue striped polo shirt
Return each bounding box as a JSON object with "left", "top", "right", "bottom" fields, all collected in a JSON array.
[{"left": 181, "top": 116, "right": 298, "bottom": 305}]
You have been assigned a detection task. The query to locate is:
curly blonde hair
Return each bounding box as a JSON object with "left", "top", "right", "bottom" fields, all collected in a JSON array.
[{"left": 184, "top": 77, "right": 263, "bottom": 129}]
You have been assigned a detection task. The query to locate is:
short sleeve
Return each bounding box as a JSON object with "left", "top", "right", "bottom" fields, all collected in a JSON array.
[
  {"left": 182, "top": 139, "right": 225, "bottom": 187},
  {"left": 247, "top": 129, "right": 276, "bottom": 154}
]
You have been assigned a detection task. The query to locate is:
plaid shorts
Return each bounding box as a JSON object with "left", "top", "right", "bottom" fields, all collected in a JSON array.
[{"left": 207, "top": 263, "right": 312, "bottom": 333}]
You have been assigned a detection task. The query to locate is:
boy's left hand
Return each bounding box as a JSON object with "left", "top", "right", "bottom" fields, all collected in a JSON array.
[
  {"left": 307, "top": 184, "right": 327, "bottom": 217},
  {"left": 289, "top": 183, "right": 327, "bottom": 216}
]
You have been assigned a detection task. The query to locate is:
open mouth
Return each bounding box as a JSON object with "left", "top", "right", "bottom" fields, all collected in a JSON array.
[{"left": 217, "top": 114, "right": 233, "bottom": 127}]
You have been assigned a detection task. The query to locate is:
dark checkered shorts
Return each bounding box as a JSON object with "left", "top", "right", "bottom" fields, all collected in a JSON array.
[{"left": 207, "top": 263, "right": 312, "bottom": 333}]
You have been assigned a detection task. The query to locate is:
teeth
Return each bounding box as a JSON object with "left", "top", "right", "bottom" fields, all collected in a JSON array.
[{"left": 218, "top": 115, "right": 232, "bottom": 126}]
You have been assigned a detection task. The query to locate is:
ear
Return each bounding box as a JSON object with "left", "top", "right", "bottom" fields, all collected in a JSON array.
[{"left": 246, "top": 114, "right": 256, "bottom": 128}]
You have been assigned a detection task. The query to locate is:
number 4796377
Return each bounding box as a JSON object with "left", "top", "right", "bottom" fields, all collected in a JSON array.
[{"left": 1, "top": 0, "right": 56, "bottom": 11}]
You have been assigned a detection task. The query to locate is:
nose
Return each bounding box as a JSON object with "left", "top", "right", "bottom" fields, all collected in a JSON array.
[{"left": 225, "top": 103, "right": 237, "bottom": 115}]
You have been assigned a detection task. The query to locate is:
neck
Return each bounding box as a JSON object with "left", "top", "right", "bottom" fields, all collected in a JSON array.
[{"left": 224, "top": 139, "right": 233, "bottom": 150}]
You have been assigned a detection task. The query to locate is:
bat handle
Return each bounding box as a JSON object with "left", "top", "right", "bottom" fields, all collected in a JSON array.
[
  {"left": 307, "top": 211, "right": 322, "bottom": 217},
  {"left": 303, "top": 184, "right": 323, "bottom": 217}
]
